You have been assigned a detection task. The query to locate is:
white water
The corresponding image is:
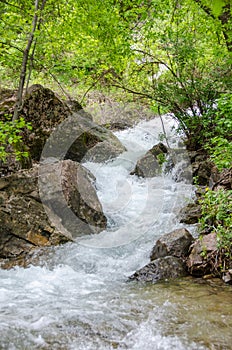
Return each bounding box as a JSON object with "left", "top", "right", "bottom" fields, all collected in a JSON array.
[{"left": 1, "top": 116, "right": 231, "bottom": 350}]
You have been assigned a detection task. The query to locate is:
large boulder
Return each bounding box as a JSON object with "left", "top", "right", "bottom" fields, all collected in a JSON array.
[
  {"left": 0, "top": 160, "right": 107, "bottom": 264},
  {"left": 0, "top": 85, "right": 126, "bottom": 171},
  {"left": 20, "top": 84, "right": 125, "bottom": 162},
  {"left": 62, "top": 114, "right": 126, "bottom": 163},
  {"left": 150, "top": 228, "right": 194, "bottom": 261},
  {"left": 130, "top": 142, "right": 168, "bottom": 177},
  {"left": 129, "top": 228, "right": 193, "bottom": 284},
  {"left": 39, "top": 159, "right": 107, "bottom": 235},
  {"left": 129, "top": 256, "right": 187, "bottom": 283}
]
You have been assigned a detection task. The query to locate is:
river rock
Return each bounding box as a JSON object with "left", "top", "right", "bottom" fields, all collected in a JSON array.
[
  {"left": 20, "top": 84, "right": 125, "bottom": 162},
  {"left": 129, "top": 256, "right": 187, "bottom": 283},
  {"left": 186, "top": 232, "right": 218, "bottom": 276},
  {"left": 39, "top": 159, "right": 107, "bottom": 235},
  {"left": 65, "top": 114, "right": 126, "bottom": 163},
  {"left": 179, "top": 202, "right": 202, "bottom": 224},
  {"left": 130, "top": 142, "right": 168, "bottom": 177},
  {"left": 150, "top": 228, "right": 194, "bottom": 261},
  {"left": 191, "top": 160, "right": 213, "bottom": 186},
  {"left": 0, "top": 85, "right": 126, "bottom": 168},
  {"left": 0, "top": 160, "right": 107, "bottom": 263}
]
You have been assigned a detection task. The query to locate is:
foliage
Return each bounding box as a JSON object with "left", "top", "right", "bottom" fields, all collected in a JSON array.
[
  {"left": 0, "top": 116, "right": 32, "bottom": 162},
  {"left": 199, "top": 189, "right": 232, "bottom": 262},
  {"left": 205, "top": 94, "right": 232, "bottom": 170}
]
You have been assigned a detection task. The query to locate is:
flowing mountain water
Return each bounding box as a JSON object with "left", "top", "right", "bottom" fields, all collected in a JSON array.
[{"left": 0, "top": 116, "right": 231, "bottom": 350}]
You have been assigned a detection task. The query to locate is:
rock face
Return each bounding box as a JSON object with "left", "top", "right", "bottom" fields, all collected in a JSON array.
[
  {"left": 0, "top": 160, "right": 107, "bottom": 263},
  {"left": 212, "top": 167, "right": 232, "bottom": 191},
  {"left": 179, "top": 202, "right": 202, "bottom": 224},
  {"left": 62, "top": 114, "right": 126, "bottom": 163},
  {"left": 20, "top": 85, "right": 125, "bottom": 162},
  {"left": 150, "top": 228, "right": 194, "bottom": 261},
  {"left": 39, "top": 159, "right": 107, "bottom": 235},
  {"left": 0, "top": 85, "right": 126, "bottom": 169},
  {"left": 0, "top": 87, "right": 16, "bottom": 118},
  {"left": 129, "top": 256, "right": 187, "bottom": 283},
  {"left": 130, "top": 228, "right": 193, "bottom": 283},
  {"left": 172, "top": 150, "right": 219, "bottom": 186},
  {"left": 131, "top": 142, "right": 168, "bottom": 177},
  {"left": 186, "top": 232, "right": 218, "bottom": 276}
]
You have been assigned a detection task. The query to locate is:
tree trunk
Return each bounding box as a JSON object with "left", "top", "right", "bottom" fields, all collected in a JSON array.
[{"left": 13, "top": 0, "right": 40, "bottom": 121}]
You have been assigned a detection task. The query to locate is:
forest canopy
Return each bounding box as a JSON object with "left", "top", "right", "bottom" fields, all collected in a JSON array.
[{"left": 0, "top": 0, "right": 231, "bottom": 163}]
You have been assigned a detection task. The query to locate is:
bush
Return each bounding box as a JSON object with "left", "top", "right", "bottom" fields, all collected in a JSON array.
[
  {"left": 205, "top": 94, "right": 232, "bottom": 170},
  {"left": 199, "top": 189, "right": 232, "bottom": 268},
  {"left": 0, "top": 116, "right": 32, "bottom": 162}
]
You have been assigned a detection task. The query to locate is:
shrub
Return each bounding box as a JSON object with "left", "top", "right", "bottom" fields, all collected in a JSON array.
[
  {"left": 199, "top": 189, "right": 232, "bottom": 268},
  {"left": 0, "top": 116, "right": 32, "bottom": 162}
]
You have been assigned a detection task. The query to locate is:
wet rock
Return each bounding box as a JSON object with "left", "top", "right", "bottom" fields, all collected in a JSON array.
[
  {"left": 39, "top": 159, "right": 107, "bottom": 235},
  {"left": 130, "top": 142, "right": 168, "bottom": 177},
  {"left": 68, "top": 114, "right": 126, "bottom": 163},
  {"left": 105, "top": 120, "right": 132, "bottom": 131},
  {"left": 0, "top": 160, "right": 107, "bottom": 263},
  {"left": 150, "top": 228, "right": 194, "bottom": 261},
  {"left": 129, "top": 256, "right": 187, "bottom": 283},
  {"left": 179, "top": 203, "right": 202, "bottom": 224},
  {"left": 187, "top": 232, "right": 218, "bottom": 276}
]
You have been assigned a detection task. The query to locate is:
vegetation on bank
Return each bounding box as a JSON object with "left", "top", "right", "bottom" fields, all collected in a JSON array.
[
  {"left": 0, "top": 0, "right": 231, "bottom": 274},
  {"left": 199, "top": 188, "right": 232, "bottom": 272}
]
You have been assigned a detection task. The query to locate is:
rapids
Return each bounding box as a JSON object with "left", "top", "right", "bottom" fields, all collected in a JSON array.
[{"left": 0, "top": 116, "right": 231, "bottom": 350}]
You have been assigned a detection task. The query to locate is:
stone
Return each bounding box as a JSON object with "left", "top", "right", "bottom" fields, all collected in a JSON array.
[
  {"left": 212, "top": 167, "right": 232, "bottom": 191},
  {"left": 65, "top": 114, "right": 126, "bottom": 163},
  {"left": 150, "top": 228, "right": 194, "bottom": 261},
  {"left": 20, "top": 85, "right": 125, "bottom": 162},
  {"left": 191, "top": 160, "right": 213, "bottom": 186},
  {"left": 130, "top": 142, "right": 168, "bottom": 177},
  {"left": 186, "top": 232, "right": 218, "bottom": 276},
  {"left": 179, "top": 202, "right": 202, "bottom": 224},
  {"left": 129, "top": 256, "right": 188, "bottom": 283},
  {"left": 39, "top": 159, "right": 107, "bottom": 235},
  {"left": 0, "top": 87, "right": 16, "bottom": 118},
  {"left": 0, "top": 85, "right": 126, "bottom": 176},
  {"left": 0, "top": 160, "right": 107, "bottom": 263}
]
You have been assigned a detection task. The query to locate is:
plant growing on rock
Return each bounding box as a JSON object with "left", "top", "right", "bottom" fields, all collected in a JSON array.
[
  {"left": 199, "top": 189, "right": 232, "bottom": 270},
  {"left": 0, "top": 116, "right": 32, "bottom": 162}
]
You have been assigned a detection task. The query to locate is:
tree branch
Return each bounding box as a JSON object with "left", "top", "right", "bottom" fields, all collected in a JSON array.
[
  {"left": 0, "top": 0, "right": 22, "bottom": 10},
  {"left": 13, "top": 0, "right": 40, "bottom": 120},
  {"left": 192, "top": 0, "right": 216, "bottom": 20},
  {"left": 0, "top": 41, "right": 23, "bottom": 53}
]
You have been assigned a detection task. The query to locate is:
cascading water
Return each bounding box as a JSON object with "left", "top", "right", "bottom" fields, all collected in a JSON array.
[{"left": 0, "top": 116, "right": 231, "bottom": 350}]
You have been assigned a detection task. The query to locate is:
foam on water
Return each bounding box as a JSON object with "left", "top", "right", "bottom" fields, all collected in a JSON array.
[{"left": 1, "top": 116, "right": 230, "bottom": 350}]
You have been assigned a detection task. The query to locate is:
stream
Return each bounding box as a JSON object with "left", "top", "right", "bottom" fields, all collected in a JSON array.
[{"left": 0, "top": 116, "right": 231, "bottom": 350}]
